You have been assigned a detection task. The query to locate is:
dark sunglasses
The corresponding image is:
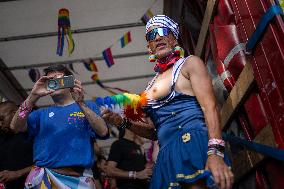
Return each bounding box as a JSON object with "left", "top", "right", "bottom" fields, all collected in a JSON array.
[{"left": 146, "top": 27, "right": 171, "bottom": 41}]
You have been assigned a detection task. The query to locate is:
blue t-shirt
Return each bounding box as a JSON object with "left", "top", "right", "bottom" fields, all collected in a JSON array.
[{"left": 27, "top": 100, "right": 107, "bottom": 168}]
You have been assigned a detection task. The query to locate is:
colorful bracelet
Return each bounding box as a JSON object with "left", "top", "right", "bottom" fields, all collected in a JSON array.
[
  {"left": 208, "top": 138, "right": 225, "bottom": 147},
  {"left": 208, "top": 144, "right": 225, "bottom": 153},
  {"left": 19, "top": 101, "right": 32, "bottom": 119},
  {"left": 207, "top": 148, "right": 224, "bottom": 158}
]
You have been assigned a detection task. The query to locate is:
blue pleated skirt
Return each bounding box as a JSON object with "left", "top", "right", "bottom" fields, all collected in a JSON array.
[{"left": 149, "top": 124, "right": 229, "bottom": 189}]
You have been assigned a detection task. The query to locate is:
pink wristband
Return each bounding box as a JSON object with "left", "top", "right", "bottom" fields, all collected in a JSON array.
[
  {"left": 208, "top": 138, "right": 225, "bottom": 147},
  {"left": 19, "top": 101, "right": 32, "bottom": 119}
]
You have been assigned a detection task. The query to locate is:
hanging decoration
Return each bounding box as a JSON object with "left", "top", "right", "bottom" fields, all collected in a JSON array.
[
  {"left": 25, "top": 1, "right": 159, "bottom": 94},
  {"left": 83, "top": 59, "right": 98, "bottom": 72},
  {"left": 91, "top": 73, "right": 129, "bottom": 95},
  {"left": 28, "top": 68, "right": 41, "bottom": 82},
  {"left": 56, "top": 8, "right": 75, "bottom": 56},
  {"left": 102, "top": 48, "right": 115, "bottom": 67},
  {"left": 95, "top": 78, "right": 118, "bottom": 95},
  {"left": 95, "top": 92, "right": 148, "bottom": 122},
  {"left": 141, "top": 9, "right": 154, "bottom": 25},
  {"left": 81, "top": 57, "right": 128, "bottom": 95},
  {"left": 120, "top": 31, "right": 132, "bottom": 48}
]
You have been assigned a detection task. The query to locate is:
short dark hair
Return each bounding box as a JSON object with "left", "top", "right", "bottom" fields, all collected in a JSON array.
[{"left": 43, "top": 65, "right": 73, "bottom": 76}]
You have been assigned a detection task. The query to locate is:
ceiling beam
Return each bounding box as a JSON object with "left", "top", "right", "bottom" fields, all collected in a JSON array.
[
  {"left": 23, "top": 74, "right": 155, "bottom": 91},
  {"left": 0, "top": 22, "right": 144, "bottom": 42},
  {"left": 0, "top": 0, "right": 19, "bottom": 2},
  {"left": 0, "top": 59, "right": 28, "bottom": 104},
  {"left": 7, "top": 51, "right": 148, "bottom": 70}
]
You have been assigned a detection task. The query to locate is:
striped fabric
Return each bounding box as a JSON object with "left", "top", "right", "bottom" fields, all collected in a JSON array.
[
  {"left": 102, "top": 48, "right": 115, "bottom": 68},
  {"left": 120, "top": 31, "right": 131, "bottom": 48},
  {"left": 146, "top": 15, "right": 179, "bottom": 39},
  {"left": 145, "top": 57, "right": 191, "bottom": 109},
  {"left": 25, "top": 166, "right": 95, "bottom": 189}
]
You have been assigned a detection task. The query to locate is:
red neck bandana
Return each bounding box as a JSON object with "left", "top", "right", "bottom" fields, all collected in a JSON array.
[{"left": 154, "top": 53, "right": 181, "bottom": 73}]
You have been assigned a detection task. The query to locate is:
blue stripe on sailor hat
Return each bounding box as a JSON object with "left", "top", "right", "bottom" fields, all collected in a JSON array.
[{"left": 146, "top": 15, "right": 179, "bottom": 39}]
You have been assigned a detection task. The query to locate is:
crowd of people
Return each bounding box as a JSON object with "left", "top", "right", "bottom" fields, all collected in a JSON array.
[{"left": 0, "top": 15, "right": 233, "bottom": 189}]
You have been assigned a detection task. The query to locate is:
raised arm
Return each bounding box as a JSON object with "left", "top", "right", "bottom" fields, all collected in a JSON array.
[
  {"left": 10, "top": 76, "right": 53, "bottom": 133},
  {"left": 71, "top": 79, "right": 108, "bottom": 137}
]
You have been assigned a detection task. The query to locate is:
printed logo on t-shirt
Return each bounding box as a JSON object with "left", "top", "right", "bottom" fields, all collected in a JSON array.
[
  {"left": 68, "top": 112, "right": 87, "bottom": 130},
  {"left": 69, "top": 111, "right": 85, "bottom": 117},
  {"left": 49, "top": 112, "right": 54, "bottom": 117}
]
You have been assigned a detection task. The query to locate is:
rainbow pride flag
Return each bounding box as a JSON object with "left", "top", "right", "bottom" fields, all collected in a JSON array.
[
  {"left": 102, "top": 47, "right": 115, "bottom": 67},
  {"left": 56, "top": 8, "right": 75, "bottom": 56},
  {"left": 120, "top": 31, "right": 132, "bottom": 48},
  {"left": 141, "top": 9, "right": 154, "bottom": 25},
  {"left": 83, "top": 59, "right": 98, "bottom": 72}
]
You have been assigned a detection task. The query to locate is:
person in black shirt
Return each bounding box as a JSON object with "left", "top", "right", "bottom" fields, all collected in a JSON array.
[
  {"left": 92, "top": 140, "right": 104, "bottom": 189},
  {"left": 106, "top": 128, "right": 152, "bottom": 189},
  {"left": 0, "top": 101, "right": 33, "bottom": 189}
]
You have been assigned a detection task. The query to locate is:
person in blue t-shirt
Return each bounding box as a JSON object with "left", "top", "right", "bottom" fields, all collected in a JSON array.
[{"left": 10, "top": 65, "right": 109, "bottom": 189}]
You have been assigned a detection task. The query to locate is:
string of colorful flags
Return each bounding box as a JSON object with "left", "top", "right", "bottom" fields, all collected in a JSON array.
[
  {"left": 29, "top": 2, "right": 157, "bottom": 94},
  {"left": 82, "top": 59, "right": 129, "bottom": 95}
]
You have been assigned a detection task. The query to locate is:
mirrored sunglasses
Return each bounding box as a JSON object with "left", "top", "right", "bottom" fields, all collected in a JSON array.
[{"left": 146, "top": 27, "right": 171, "bottom": 41}]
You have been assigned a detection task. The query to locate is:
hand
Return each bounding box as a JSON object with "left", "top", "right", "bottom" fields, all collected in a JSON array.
[
  {"left": 71, "top": 79, "right": 84, "bottom": 103},
  {"left": 136, "top": 167, "right": 152, "bottom": 180},
  {"left": 100, "top": 164, "right": 108, "bottom": 174},
  {"left": 0, "top": 170, "right": 21, "bottom": 183},
  {"left": 101, "top": 109, "right": 123, "bottom": 126},
  {"left": 205, "top": 155, "right": 234, "bottom": 189},
  {"left": 30, "top": 76, "right": 54, "bottom": 101}
]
